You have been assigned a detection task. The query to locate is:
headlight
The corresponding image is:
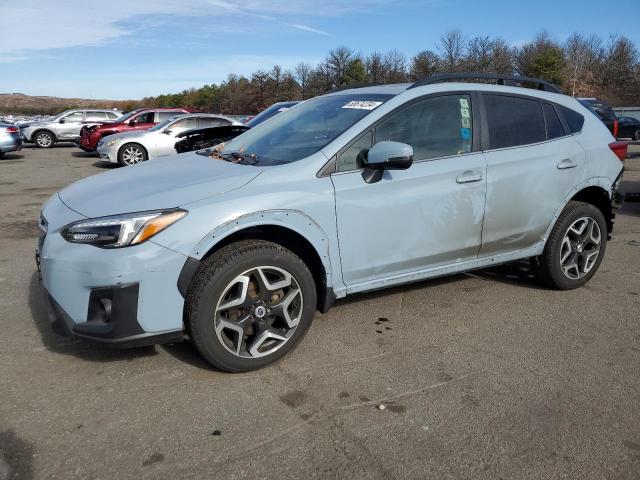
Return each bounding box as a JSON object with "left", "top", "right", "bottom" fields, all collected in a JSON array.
[
  {"left": 61, "top": 209, "right": 187, "bottom": 248},
  {"left": 103, "top": 138, "right": 120, "bottom": 148}
]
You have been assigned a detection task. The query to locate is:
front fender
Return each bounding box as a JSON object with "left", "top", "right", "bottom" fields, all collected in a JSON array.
[{"left": 190, "top": 209, "right": 334, "bottom": 286}]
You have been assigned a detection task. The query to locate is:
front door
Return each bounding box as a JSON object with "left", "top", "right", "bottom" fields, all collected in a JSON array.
[
  {"left": 56, "top": 111, "right": 84, "bottom": 139},
  {"left": 331, "top": 94, "right": 487, "bottom": 288}
]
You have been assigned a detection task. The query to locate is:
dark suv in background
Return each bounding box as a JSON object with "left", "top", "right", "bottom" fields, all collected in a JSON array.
[
  {"left": 78, "top": 107, "right": 190, "bottom": 152},
  {"left": 577, "top": 98, "right": 619, "bottom": 137}
]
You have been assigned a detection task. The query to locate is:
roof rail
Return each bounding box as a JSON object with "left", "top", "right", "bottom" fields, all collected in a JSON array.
[{"left": 408, "top": 72, "right": 562, "bottom": 94}]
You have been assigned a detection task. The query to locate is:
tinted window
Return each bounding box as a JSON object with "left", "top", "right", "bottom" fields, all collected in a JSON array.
[
  {"left": 338, "top": 131, "right": 373, "bottom": 171},
  {"left": 485, "top": 95, "right": 545, "bottom": 149},
  {"left": 543, "top": 103, "right": 565, "bottom": 140},
  {"left": 374, "top": 95, "right": 473, "bottom": 161},
  {"left": 245, "top": 102, "right": 299, "bottom": 127},
  {"left": 558, "top": 105, "right": 584, "bottom": 134}
]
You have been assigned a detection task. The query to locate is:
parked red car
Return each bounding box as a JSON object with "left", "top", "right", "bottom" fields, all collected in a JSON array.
[{"left": 78, "top": 107, "right": 190, "bottom": 152}]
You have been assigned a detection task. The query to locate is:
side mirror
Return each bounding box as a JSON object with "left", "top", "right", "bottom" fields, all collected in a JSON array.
[
  {"left": 128, "top": 120, "right": 136, "bottom": 126},
  {"left": 163, "top": 129, "right": 172, "bottom": 135},
  {"left": 59, "top": 118, "right": 66, "bottom": 124},
  {"left": 362, "top": 141, "right": 413, "bottom": 184}
]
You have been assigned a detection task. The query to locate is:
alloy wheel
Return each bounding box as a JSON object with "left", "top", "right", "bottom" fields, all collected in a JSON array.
[
  {"left": 559, "top": 216, "right": 601, "bottom": 280},
  {"left": 122, "top": 146, "right": 144, "bottom": 165},
  {"left": 36, "top": 133, "right": 52, "bottom": 148},
  {"left": 214, "top": 266, "right": 303, "bottom": 358}
]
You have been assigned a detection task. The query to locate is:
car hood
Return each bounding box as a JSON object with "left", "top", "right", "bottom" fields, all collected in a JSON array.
[{"left": 58, "top": 153, "right": 264, "bottom": 218}]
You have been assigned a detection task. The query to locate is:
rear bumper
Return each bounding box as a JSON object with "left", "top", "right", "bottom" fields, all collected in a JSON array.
[{"left": 0, "top": 135, "right": 22, "bottom": 153}]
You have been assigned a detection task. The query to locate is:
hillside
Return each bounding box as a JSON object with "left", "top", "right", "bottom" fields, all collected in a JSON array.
[{"left": 0, "top": 93, "right": 136, "bottom": 115}]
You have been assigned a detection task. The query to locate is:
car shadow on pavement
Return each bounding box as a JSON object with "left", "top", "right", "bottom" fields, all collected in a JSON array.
[
  {"left": 71, "top": 151, "right": 97, "bottom": 159},
  {"left": 0, "top": 153, "right": 25, "bottom": 160},
  {"left": 92, "top": 161, "right": 118, "bottom": 169},
  {"left": 27, "top": 272, "right": 159, "bottom": 363}
]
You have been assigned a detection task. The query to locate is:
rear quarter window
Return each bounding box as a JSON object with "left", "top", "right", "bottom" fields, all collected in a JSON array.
[
  {"left": 557, "top": 105, "right": 585, "bottom": 134},
  {"left": 484, "top": 94, "right": 546, "bottom": 149}
]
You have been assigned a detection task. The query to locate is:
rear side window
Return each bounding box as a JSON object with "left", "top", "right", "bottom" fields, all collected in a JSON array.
[
  {"left": 199, "top": 118, "right": 231, "bottom": 128},
  {"left": 557, "top": 105, "right": 585, "bottom": 134},
  {"left": 542, "top": 103, "right": 565, "bottom": 140},
  {"left": 106, "top": 112, "right": 119, "bottom": 119},
  {"left": 374, "top": 94, "right": 473, "bottom": 161},
  {"left": 85, "top": 112, "right": 107, "bottom": 121},
  {"left": 484, "top": 95, "right": 545, "bottom": 149}
]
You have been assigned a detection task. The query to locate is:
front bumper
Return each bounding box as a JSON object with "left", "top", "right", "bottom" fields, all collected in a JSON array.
[
  {"left": 39, "top": 195, "right": 189, "bottom": 346},
  {"left": 96, "top": 144, "right": 117, "bottom": 163}
]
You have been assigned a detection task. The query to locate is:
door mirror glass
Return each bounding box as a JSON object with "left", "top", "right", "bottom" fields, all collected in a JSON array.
[
  {"left": 163, "top": 129, "right": 172, "bottom": 135},
  {"left": 59, "top": 118, "right": 65, "bottom": 124},
  {"left": 362, "top": 141, "right": 413, "bottom": 183}
]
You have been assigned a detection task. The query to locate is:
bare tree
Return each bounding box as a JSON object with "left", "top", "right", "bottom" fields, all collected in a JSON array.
[
  {"left": 295, "top": 62, "right": 313, "bottom": 99},
  {"left": 365, "top": 52, "right": 387, "bottom": 83},
  {"left": 410, "top": 50, "right": 439, "bottom": 80},
  {"left": 326, "top": 46, "right": 355, "bottom": 86},
  {"left": 384, "top": 49, "right": 408, "bottom": 82},
  {"left": 438, "top": 30, "right": 466, "bottom": 72}
]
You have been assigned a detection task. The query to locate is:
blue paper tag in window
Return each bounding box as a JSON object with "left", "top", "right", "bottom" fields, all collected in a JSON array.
[{"left": 461, "top": 128, "right": 471, "bottom": 140}]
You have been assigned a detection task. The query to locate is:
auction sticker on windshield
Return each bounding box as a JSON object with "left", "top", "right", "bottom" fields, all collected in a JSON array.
[{"left": 342, "top": 101, "right": 384, "bottom": 110}]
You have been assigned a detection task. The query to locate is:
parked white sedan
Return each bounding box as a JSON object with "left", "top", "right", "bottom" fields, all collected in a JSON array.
[{"left": 97, "top": 113, "right": 241, "bottom": 165}]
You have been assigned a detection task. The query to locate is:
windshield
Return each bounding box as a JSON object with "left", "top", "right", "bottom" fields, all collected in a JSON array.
[
  {"left": 245, "top": 102, "right": 299, "bottom": 128},
  {"left": 220, "top": 93, "right": 392, "bottom": 165},
  {"left": 113, "top": 110, "right": 141, "bottom": 123}
]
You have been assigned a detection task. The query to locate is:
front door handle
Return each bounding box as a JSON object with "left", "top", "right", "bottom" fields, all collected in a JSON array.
[
  {"left": 557, "top": 158, "right": 577, "bottom": 169},
  {"left": 456, "top": 170, "right": 483, "bottom": 184}
]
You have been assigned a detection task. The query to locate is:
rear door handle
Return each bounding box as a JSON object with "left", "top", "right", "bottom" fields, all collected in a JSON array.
[
  {"left": 456, "top": 170, "right": 483, "bottom": 184},
  {"left": 557, "top": 158, "right": 577, "bottom": 169}
]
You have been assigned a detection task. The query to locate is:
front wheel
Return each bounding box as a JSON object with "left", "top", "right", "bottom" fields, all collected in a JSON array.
[
  {"left": 186, "top": 240, "right": 317, "bottom": 372},
  {"left": 537, "top": 201, "right": 607, "bottom": 290},
  {"left": 633, "top": 129, "right": 640, "bottom": 141},
  {"left": 34, "top": 131, "right": 55, "bottom": 148},
  {"left": 118, "top": 143, "right": 147, "bottom": 166}
]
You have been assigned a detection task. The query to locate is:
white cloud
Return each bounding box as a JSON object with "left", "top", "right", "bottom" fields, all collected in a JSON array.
[{"left": 0, "top": 0, "right": 389, "bottom": 59}]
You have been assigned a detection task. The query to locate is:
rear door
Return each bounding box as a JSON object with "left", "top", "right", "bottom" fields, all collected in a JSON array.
[
  {"left": 332, "top": 93, "right": 487, "bottom": 288},
  {"left": 479, "top": 94, "right": 585, "bottom": 257}
]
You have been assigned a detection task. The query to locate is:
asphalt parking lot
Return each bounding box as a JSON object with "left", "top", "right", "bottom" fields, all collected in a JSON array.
[{"left": 1, "top": 143, "right": 639, "bottom": 480}]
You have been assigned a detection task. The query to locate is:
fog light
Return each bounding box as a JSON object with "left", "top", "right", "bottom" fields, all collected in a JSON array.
[{"left": 99, "top": 298, "right": 112, "bottom": 323}]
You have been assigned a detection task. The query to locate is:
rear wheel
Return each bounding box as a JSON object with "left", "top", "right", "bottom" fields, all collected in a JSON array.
[
  {"left": 537, "top": 201, "right": 607, "bottom": 289},
  {"left": 186, "top": 240, "right": 316, "bottom": 372},
  {"left": 633, "top": 129, "right": 640, "bottom": 141},
  {"left": 34, "top": 131, "right": 54, "bottom": 148},
  {"left": 118, "top": 143, "right": 147, "bottom": 166}
]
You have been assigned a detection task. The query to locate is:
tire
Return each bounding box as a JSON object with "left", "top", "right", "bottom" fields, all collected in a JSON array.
[
  {"left": 34, "top": 130, "right": 55, "bottom": 148},
  {"left": 117, "top": 143, "right": 147, "bottom": 166},
  {"left": 537, "top": 201, "right": 607, "bottom": 290},
  {"left": 186, "top": 240, "right": 317, "bottom": 372},
  {"left": 633, "top": 130, "right": 640, "bottom": 141}
]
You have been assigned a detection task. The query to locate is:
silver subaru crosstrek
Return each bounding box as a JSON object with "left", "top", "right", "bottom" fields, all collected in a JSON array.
[
  {"left": 37, "top": 74, "right": 626, "bottom": 372},
  {"left": 21, "top": 109, "right": 122, "bottom": 148}
]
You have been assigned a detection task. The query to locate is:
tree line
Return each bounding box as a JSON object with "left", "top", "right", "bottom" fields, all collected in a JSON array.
[{"left": 138, "top": 31, "right": 640, "bottom": 115}]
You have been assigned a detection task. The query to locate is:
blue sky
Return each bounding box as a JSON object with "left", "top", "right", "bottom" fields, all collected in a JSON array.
[{"left": 0, "top": 0, "right": 637, "bottom": 100}]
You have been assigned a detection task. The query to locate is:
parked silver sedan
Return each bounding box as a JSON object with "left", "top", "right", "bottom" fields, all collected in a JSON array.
[
  {"left": 0, "top": 124, "right": 23, "bottom": 157},
  {"left": 96, "top": 113, "right": 241, "bottom": 166}
]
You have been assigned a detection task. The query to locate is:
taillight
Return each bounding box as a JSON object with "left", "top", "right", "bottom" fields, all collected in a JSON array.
[
  {"left": 6, "top": 126, "right": 18, "bottom": 133},
  {"left": 609, "top": 141, "right": 628, "bottom": 162},
  {"left": 613, "top": 119, "right": 619, "bottom": 138}
]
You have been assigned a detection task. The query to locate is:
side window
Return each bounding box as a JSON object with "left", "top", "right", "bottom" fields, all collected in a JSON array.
[
  {"left": 543, "top": 103, "right": 565, "bottom": 140},
  {"left": 170, "top": 118, "right": 197, "bottom": 131},
  {"left": 199, "top": 118, "right": 231, "bottom": 128},
  {"left": 64, "top": 112, "right": 84, "bottom": 123},
  {"left": 484, "top": 95, "right": 545, "bottom": 149},
  {"left": 134, "top": 112, "right": 155, "bottom": 123},
  {"left": 157, "top": 111, "right": 181, "bottom": 121},
  {"left": 106, "top": 112, "right": 119, "bottom": 120},
  {"left": 337, "top": 131, "right": 373, "bottom": 171},
  {"left": 374, "top": 95, "right": 473, "bottom": 161},
  {"left": 85, "top": 112, "right": 107, "bottom": 122},
  {"left": 557, "top": 105, "right": 585, "bottom": 134}
]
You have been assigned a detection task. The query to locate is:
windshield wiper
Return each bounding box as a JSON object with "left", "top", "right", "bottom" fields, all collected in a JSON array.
[{"left": 212, "top": 150, "right": 261, "bottom": 165}]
